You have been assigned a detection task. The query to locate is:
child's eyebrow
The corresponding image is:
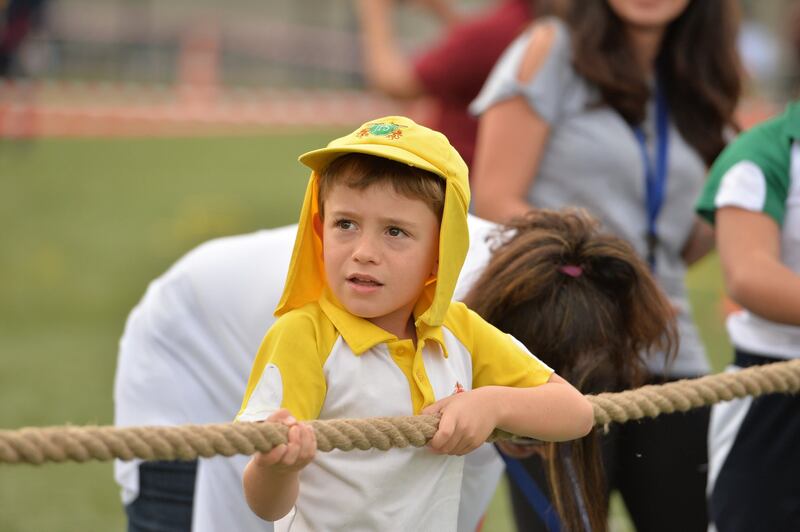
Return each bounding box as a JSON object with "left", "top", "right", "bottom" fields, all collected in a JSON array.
[
  {"left": 378, "top": 216, "right": 421, "bottom": 228},
  {"left": 327, "top": 209, "right": 358, "bottom": 219},
  {"left": 327, "top": 210, "right": 420, "bottom": 228}
]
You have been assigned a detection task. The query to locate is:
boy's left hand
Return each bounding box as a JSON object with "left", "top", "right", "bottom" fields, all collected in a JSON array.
[{"left": 422, "top": 388, "right": 499, "bottom": 456}]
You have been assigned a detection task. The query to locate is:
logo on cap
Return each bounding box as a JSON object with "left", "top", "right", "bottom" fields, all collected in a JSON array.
[{"left": 357, "top": 122, "right": 405, "bottom": 140}]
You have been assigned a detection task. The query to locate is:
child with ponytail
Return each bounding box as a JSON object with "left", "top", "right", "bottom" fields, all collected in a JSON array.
[{"left": 464, "top": 208, "right": 678, "bottom": 532}]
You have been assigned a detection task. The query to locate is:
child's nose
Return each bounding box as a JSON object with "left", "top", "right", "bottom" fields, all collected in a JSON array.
[{"left": 352, "top": 234, "right": 380, "bottom": 264}]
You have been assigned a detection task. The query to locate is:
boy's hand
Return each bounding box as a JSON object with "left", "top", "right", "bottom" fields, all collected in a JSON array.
[
  {"left": 422, "top": 389, "right": 499, "bottom": 456},
  {"left": 252, "top": 409, "right": 316, "bottom": 474}
]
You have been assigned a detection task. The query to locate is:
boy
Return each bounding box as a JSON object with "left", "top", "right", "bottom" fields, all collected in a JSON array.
[
  {"left": 237, "top": 116, "right": 593, "bottom": 530},
  {"left": 115, "top": 215, "right": 507, "bottom": 532},
  {"left": 696, "top": 102, "right": 800, "bottom": 532}
]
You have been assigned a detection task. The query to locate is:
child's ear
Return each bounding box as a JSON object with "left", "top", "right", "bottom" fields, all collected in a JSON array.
[{"left": 313, "top": 213, "right": 324, "bottom": 240}]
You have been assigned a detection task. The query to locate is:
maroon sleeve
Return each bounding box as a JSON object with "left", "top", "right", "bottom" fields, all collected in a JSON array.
[{"left": 413, "top": 0, "right": 533, "bottom": 103}]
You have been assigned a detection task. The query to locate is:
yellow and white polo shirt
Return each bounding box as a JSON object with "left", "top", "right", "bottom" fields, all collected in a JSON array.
[{"left": 237, "top": 289, "right": 552, "bottom": 532}]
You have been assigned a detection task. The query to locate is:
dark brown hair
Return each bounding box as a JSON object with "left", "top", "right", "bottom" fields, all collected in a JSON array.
[
  {"left": 318, "top": 153, "right": 445, "bottom": 220},
  {"left": 558, "top": 0, "right": 742, "bottom": 167},
  {"left": 463, "top": 208, "right": 678, "bottom": 531}
]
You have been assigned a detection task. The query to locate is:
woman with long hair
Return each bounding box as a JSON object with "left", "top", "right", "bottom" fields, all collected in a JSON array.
[{"left": 469, "top": 1, "right": 742, "bottom": 529}]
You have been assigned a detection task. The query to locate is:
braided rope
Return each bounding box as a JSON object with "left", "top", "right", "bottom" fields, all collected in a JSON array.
[
  {"left": 590, "top": 358, "right": 800, "bottom": 426},
  {"left": 1, "top": 359, "right": 798, "bottom": 465},
  {"left": 0, "top": 416, "right": 441, "bottom": 465}
]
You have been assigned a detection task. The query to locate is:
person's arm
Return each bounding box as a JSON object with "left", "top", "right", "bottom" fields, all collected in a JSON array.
[
  {"left": 681, "top": 216, "right": 715, "bottom": 265},
  {"left": 422, "top": 373, "right": 594, "bottom": 455},
  {"left": 355, "top": 0, "right": 428, "bottom": 99},
  {"left": 237, "top": 312, "right": 328, "bottom": 520},
  {"left": 242, "top": 409, "right": 316, "bottom": 521},
  {"left": 411, "top": 0, "right": 461, "bottom": 26},
  {"left": 471, "top": 24, "right": 556, "bottom": 223},
  {"left": 716, "top": 206, "right": 800, "bottom": 325}
]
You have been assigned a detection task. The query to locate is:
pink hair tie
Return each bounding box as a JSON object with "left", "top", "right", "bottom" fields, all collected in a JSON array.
[{"left": 559, "top": 264, "right": 583, "bottom": 278}]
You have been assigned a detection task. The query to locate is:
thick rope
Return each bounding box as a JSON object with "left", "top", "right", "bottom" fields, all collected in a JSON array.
[
  {"left": 0, "top": 416, "right": 441, "bottom": 465},
  {"left": 589, "top": 358, "right": 800, "bottom": 426},
  {"left": 1, "top": 359, "right": 798, "bottom": 465}
]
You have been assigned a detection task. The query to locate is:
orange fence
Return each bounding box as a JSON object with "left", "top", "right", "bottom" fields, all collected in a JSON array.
[
  {"left": 0, "top": 79, "right": 780, "bottom": 139},
  {"left": 0, "top": 80, "right": 440, "bottom": 138}
]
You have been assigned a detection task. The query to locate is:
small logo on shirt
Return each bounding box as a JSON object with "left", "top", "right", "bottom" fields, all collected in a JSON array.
[
  {"left": 453, "top": 381, "right": 465, "bottom": 395},
  {"left": 356, "top": 122, "right": 404, "bottom": 140}
]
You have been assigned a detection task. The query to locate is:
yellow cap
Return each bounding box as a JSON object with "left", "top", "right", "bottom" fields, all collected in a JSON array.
[
  {"left": 275, "top": 116, "right": 470, "bottom": 328},
  {"left": 299, "top": 116, "right": 468, "bottom": 194}
]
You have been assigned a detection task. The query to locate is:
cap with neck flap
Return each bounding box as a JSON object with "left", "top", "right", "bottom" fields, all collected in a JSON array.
[{"left": 274, "top": 115, "right": 470, "bottom": 329}]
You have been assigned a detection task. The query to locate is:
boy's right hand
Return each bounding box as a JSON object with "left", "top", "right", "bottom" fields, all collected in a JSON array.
[{"left": 252, "top": 409, "right": 316, "bottom": 474}]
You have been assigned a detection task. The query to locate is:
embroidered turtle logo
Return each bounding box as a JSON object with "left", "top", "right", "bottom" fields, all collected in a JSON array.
[{"left": 356, "top": 122, "right": 405, "bottom": 140}]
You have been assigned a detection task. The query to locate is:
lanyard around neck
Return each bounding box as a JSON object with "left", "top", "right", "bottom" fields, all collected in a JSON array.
[{"left": 633, "top": 82, "right": 670, "bottom": 271}]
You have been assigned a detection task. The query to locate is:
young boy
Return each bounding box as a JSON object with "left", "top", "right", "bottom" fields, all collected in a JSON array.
[{"left": 237, "top": 116, "right": 593, "bottom": 531}]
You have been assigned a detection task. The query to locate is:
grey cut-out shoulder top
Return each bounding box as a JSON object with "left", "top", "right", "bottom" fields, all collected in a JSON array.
[{"left": 471, "top": 17, "right": 709, "bottom": 377}]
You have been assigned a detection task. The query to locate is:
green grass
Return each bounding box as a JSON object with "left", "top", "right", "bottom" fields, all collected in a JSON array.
[
  {"left": 0, "top": 135, "right": 732, "bottom": 531},
  {"left": 0, "top": 132, "right": 341, "bottom": 531}
]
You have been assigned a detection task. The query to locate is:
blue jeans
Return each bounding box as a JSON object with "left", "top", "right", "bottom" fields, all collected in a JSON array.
[{"left": 125, "top": 460, "right": 198, "bottom": 532}]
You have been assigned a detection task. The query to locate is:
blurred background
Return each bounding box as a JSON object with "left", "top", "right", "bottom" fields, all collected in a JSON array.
[{"left": 0, "top": 0, "right": 798, "bottom": 530}]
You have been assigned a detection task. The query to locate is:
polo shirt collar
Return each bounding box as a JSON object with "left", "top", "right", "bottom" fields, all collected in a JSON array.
[
  {"left": 318, "top": 288, "right": 449, "bottom": 357},
  {"left": 420, "top": 325, "right": 450, "bottom": 358}
]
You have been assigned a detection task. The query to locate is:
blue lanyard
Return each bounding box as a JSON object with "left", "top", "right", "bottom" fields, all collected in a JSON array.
[
  {"left": 633, "top": 82, "right": 670, "bottom": 270},
  {"left": 500, "top": 454, "right": 562, "bottom": 531},
  {"left": 500, "top": 449, "right": 593, "bottom": 532}
]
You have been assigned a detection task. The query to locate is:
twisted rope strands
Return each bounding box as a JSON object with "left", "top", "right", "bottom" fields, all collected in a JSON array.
[
  {"left": 588, "top": 358, "right": 800, "bottom": 426},
  {"left": 1, "top": 359, "right": 798, "bottom": 465},
  {"left": 0, "top": 416, "right": 441, "bottom": 465}
]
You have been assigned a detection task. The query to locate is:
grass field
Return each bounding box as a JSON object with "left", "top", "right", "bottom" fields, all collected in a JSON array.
[{"left": 0, "top": 133, "right": 732, "bottom": 531}]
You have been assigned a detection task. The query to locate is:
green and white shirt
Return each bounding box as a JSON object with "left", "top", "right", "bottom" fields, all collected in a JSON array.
[{"left": 696, "top": 101, "right": 800, "bottom": 360}]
